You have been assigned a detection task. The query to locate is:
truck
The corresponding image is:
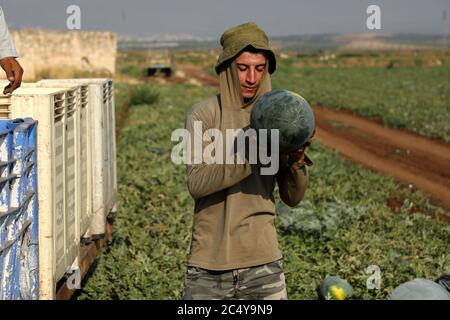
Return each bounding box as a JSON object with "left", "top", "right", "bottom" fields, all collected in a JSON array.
[{"left": 146, "top": 51, "right": 173, "bottom": 77}]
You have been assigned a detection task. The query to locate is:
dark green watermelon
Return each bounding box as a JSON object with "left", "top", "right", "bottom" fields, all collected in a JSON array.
[
  {"left": 250, "top": 89, "right": 315, "bottom": 152},
  {"left": 318, "top": 276, "right": 354, "bottom": 300}
]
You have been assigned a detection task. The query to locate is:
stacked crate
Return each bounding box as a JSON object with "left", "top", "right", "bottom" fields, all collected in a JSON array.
[
  {"left": 0, "top": 119, "right": 38, "bottom": 300},
  {"left": 0, "top": 87, "right": 80, "bottom": 299},
  {"left": 0, "top": 79, "right": 117, "bottom": 299},
  {"left": 0, "top": 81, "right": 91, "bottom": 241},
  {"left": 32, "top": 82, "right": 90, "bottom": 241},
  {"left": 38, "top": 79, "right": 117, "bottom": 238}
]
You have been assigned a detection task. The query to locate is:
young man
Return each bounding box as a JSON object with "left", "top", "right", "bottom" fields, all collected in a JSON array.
[
  {"left": 182, "top": 22, "right": 312, "bottom": 300},
  {"left": 0, "top": 6, "right": 23, "bottom": 94}
]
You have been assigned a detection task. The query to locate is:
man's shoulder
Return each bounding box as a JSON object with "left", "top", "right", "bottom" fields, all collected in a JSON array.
[{"left": 186, "top": 95, "right": 220, "bottom": 119}]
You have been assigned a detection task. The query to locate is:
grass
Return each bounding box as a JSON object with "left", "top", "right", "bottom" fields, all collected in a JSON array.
[
  {"left": 201, "top": 49, "right": 450, "bottom": 141},
  {"left": 75, "top": 82, "right": 449, "bottom": 300},
  {"left": 129, "top": 84, "right": 160, "bottom": 106},
  {"left": 278, "top": 142, "right": 449, "bottom": 299},
  {"left": 272, "top": 65, "right": 450, "bottom": 141}
]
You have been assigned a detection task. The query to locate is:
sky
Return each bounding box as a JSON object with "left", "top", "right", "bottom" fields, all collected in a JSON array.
[{"left": 2, "top": 0, "right": 449, "bottom": 38}]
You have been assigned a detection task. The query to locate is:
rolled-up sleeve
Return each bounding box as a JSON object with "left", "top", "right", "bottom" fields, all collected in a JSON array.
[{"left": 0, "top": 6, "right": 18, "bottom": 59}]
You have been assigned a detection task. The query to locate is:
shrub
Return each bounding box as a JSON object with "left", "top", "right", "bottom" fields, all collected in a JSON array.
[{"left": 130, "top": 85, "right": 160, "bottom": 106}]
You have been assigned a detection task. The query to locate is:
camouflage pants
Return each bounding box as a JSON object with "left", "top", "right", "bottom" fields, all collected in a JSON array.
[{"left": 182, "top": 260, "right": 288, "bottom": 300}]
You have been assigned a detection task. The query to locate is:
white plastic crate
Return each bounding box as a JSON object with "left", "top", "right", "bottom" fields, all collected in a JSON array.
[
  {"left": 0, "top": 87, "right": 81, "bottom": 299},
  {"left": 26, "top": 82, "right": 92, "bottom": 241},
  {"left": 0, "top": 81, "right": 91, "bottom": 242},
  {"left": 38, "top": 79, "right": 117, "bottom": 237}
]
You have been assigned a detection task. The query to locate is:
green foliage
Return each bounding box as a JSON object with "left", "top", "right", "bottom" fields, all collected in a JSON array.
[
  {"left": 276, "top": 199, "right": 367, "bottom": 237},
  {"left": 278, "top": 142, "right": 449, "bottom": 299},
  {"left": 114, "top": 83, "right": 132, "bottom": 117},
  {"left": 130, "top": 85, "right": 160, "bottom": 106},
  {"left": 118, "top": 64, "right": 145, "bottom": 78},
  {"left": 272, "top": 65, "right": 450, "bottom": 141}
]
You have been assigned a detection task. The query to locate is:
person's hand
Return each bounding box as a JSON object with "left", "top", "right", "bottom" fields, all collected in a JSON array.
[
  {"left": 287, "top": 128, "right": 315, "bottom": 166},
  {"left": 0, "top": 57, "right": 24, "bottom": 94}
]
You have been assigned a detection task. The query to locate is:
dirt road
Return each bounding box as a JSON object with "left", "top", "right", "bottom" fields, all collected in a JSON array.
[{"left": 314, "top": 106, "right": 450, "bottom": 213}]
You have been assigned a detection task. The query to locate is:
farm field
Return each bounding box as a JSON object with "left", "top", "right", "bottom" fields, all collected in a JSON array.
[
  {"left": 272, "top": 64, "right": 450, "bottom": 142},
  {"left": 137, "top": 49, "right": 450, "bottom": 141},
  {"left": 75, "top": 57, "right": 450, "bottom": 300}
]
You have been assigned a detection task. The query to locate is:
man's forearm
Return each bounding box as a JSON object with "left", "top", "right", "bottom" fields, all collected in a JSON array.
[
  {"left": 276, "top": 155, "right": 309, "bottom": 207},
  {"left": 186, "top": 162, "right": 253, "bottom": 199}
]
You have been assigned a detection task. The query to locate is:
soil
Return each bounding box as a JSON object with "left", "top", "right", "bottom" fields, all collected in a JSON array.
[{"left": 314, "top": 106, "right": 450, "bottom": 214}]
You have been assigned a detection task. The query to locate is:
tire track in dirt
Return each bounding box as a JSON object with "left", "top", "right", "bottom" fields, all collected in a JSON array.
[
  {"left": 314, "top": 106, "right": 450, "bottom": 213},
  {"left": 181, "top": 65, "right": 220, "bottom": 91}
]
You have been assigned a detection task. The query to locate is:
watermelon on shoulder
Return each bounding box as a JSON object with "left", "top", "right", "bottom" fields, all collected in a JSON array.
[{"left": 250, "top": 89, "right": 315, "bottom": 153}]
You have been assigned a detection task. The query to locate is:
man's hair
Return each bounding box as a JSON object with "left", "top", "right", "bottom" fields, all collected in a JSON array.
[{"left": 239, "top": 45, "right": 269, "bottom": 60}]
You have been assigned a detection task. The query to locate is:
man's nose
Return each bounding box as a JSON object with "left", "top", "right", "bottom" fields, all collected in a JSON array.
[{"left": 246, "top": 68, "right": 256, "bottom": 84}]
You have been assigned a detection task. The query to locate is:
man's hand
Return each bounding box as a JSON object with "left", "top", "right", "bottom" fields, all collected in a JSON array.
[
  {"left": 287, "top": 128, "right": 316, "bottom": 167},
  {"left": 0, "top": 57, "right": 23, "bottom": 94}
]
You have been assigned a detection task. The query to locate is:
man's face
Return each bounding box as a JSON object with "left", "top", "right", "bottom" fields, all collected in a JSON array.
[{"left": 236, "top": 51, "right": 267, "bottom": 100}]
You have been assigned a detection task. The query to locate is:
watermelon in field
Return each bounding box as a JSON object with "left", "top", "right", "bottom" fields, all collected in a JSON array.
[
  {"left": 250, "top": 89, "right": 315, "bottom": 152},
  {"left": 387, "top": 278, "right": 450, "bottom": 300},
  {"left": 318, "top": 276, "right": 354, "bottom": 300}
]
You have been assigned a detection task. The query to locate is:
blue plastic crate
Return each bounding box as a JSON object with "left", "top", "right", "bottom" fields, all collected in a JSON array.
[{"left": 0, "top": 118, "right": 38, "bottom": 300}]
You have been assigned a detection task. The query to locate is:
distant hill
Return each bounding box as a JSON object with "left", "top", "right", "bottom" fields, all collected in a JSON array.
[{"left": 118, "top": 33, "right": 447, "bottom": 52}]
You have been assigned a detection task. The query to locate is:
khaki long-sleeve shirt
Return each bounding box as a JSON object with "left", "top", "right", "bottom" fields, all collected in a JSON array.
[{"left": 186, "top": 95, "right": 308, "bottom": 270}]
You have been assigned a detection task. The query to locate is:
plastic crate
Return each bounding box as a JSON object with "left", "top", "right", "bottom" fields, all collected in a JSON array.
[
  {"left": 0, "top": 88, "right": 80, "bottom": 299},
  {"left": 30, "top": 82, "right": 91, "bottom": 240},
  {"left": 0, "top": 118, "right": 38, "bottom": 300},
  {"left": 1, "top": 81, "right": 91, "bottom": 242},
  {"left": 38, "top": 79, "right": 117, "bottom": 237}
]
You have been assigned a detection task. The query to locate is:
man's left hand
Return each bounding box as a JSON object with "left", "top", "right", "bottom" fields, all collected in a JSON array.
[{"left": 0, "top": 57, "right": 23, "bottom": 94}]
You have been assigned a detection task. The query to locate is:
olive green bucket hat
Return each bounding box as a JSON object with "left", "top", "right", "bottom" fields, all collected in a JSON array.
[{"left": 215, "top": 22, "right": 277, "bottom": 75}]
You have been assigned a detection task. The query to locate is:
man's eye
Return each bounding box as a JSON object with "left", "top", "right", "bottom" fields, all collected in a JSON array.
[{"left": 238, "top": 65, "right": 247, "bottom": 71}]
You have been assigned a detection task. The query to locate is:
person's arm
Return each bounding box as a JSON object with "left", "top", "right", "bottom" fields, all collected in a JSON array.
[
  {"left": 276, "top": 128, "right": 315, "bottom": 207},
  {"left": 276, "top": 152, "right": 309, "bottom": 207},
  {"left": 0, "top": 6, "right": 23, "bottom": 94},
  {"left": 0, "top": 7, "right": 17, "bottom": 59},
  {"left": 185, "top": 108, "right": 253, "bottom": 200}
]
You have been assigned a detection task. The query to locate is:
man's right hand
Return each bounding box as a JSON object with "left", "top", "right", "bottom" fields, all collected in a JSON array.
[{"left": 0, "top": 57, "right": 23, "bottom": 94}]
